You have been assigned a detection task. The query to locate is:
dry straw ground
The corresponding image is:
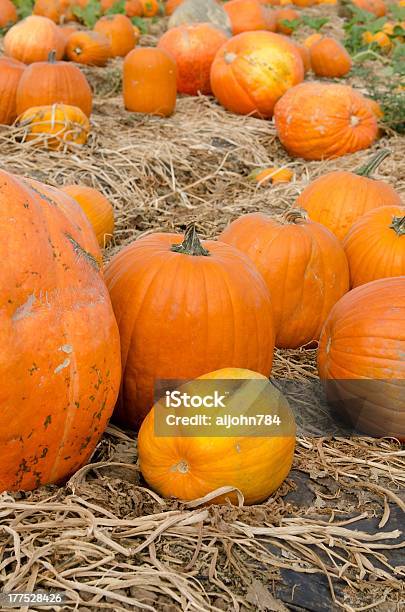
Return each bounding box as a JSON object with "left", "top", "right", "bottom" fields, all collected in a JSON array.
[{"left": 0, "top": 8, "right": 404, "bottom": 611}]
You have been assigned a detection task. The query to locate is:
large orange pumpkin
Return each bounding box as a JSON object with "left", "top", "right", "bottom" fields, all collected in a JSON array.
[
  {"left": 104, "top": 224, "right": 275, "bottom": 429},
  {"left": 0, "top": 0, "right": 17, "bottom": 28},
  {"left": 223, "top": 0, "right": 276, "bottom": 35},
  {"left": 296, "top": 149, "right": 402, "bottom": 241},
  {"left": 343, "top": 205, "right": 405, "bottom": 287},
  {"left": 157, "top": 23, "right": 229, "bottom": 96},
  {"left": 210, "top": 31, "right": 304, "bottom": 118},
  {"left": 138, "top": 368, "right": 296, "bottom": 505},
  {"left": 274, "top": 82, "right": 378, "bottom": 160},
  {"left": 220, "top": 210, "right": 349, "bottom": 348},
  {"left": 16, "top": 51, "right": 93, "bottom": 118},
  {"left": 309, "top": 37, "right": 352, "bottom": 77},
  {"left": 0, "top": 170, "right": 121, "bottom": 492},
  {"left": 4, "top": 16, "right": 66, "bottom": 64},
  {"left": 66, "top": 31, "right": 112, "bottom": 66},
  {"left": 61, "top": 184, "right": 115, "bottom": 247},
  {"left": 0, "top": 57, "right": 26, "bottom": 125},
  {"left": 318, "top": 277, "right": 404, "bottom": 440},
  {"left": 123, "top": 47, "right": 177, "bottom": 117},
  {"left": 93, "top": 14, "right": 136, "bottom": 57}
]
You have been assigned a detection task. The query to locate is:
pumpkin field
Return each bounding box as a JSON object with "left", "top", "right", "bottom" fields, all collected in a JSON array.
[{"left": 0, "top": 0, "right": 404, "bottom": 610}]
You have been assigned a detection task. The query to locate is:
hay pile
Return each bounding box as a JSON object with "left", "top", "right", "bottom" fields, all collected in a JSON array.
[{"left": 0, "top": 10, "right": 404, "bottom": 611}]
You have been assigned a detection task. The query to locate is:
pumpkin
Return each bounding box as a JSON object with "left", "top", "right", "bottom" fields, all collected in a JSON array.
[
  {"left": 352, "top": 0, "right": 387, "bottom": 16},
  {"left": 125, "top": 0, "right": 143, "bottom": 16},
  {"left": 223, "top": 0, "right": 276, "bottom": 35},
  {"left": 0, "top": 57, "right": 26, "bottom": 125},
  {"left": 210, "top": 31, "right": 304, "bottom": 118},
  {"left": 4, "top": 16, "right": 66, "bottom": 65},
  {"left": 140, "top": 0, "right": 160, "bottom": 16},
  {"left": 309, "top": 37, "right": 352, "bottom": 77},
  {"left": 342, "top": 206, "right": 405, "bottom": 287},
  {"left": 104, "top": 224, "right": 275, "bottom": 429},
  {"left": 157, "top": 23, "right": 229, "bottom": 96},
  {"left": 166, "top": 0, "right": 184, "bottom": 14},
  {"left": 291, "top": 40, "right": 311, "bottom": 73},
  {"left": 275, "top": 8, "right": 299, "bottom": 34},
  {"left": 303, "top": 32, "right": 322, "bottom": 48},
  {"left": 366, "top": 98, "right": 383, "bottom": 119},
  {"left": 59, "top": 24, "right": 79, "bottom": 46},
  {"left": 0, "top": 0, "right": 17, "bottom": 28},
  {"left": 362, "top": 30, "right": 392, "bottom": 51},
  {"left": 61, "top": 185, "right": 115, "bottom": 247},
  {"left": 292, "top": 0, "right": 316, "bottom": 5},
  {"left": 220, "top": 210, "right": 349, "bottom": 348},
  {"left": 0, "top": 170, "right": 121, "bottom": 492},
  {"left": 16, "top": 103, "right": 90, "bottom": 150},
  {"left": 296, "top": 149, "right": 402, "bottom": 241},
  {"left": 66, "top": 31, "right": 112, "bottom": 66},
  {"left": 138, "top": 368, "right": 296, "bottom": 505},
  {"left": 16, "top": 51, "right": 93, "bottom": 118},
  {"left": 250, "top": 167, "right": 294, "bottom": 184},
  {"left": 93, "top": 14, "right": 136, "bottom": 58},
  {"left": 317, "top": 277, "right": 404, "bottom": 440},
  {"left": 123, "top": 47, "right": 177, "bottom": 117},
  {"left": 33, "top": 0, "right": 65, "bottom": 23},
  {"left": 274, "top": 82, "right": 378, "bottom": 160}
]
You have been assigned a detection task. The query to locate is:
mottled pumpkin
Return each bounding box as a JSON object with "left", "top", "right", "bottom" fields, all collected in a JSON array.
[
  {"left": 0, "top": 57, "right": 26, "bottom": 125},
  {"left": 0, "top": 170, "right": 121, "bottom": 492},
  {"left": 104, "top": 224, "right": 275, "bottom": 429},
  {"left": 61, "top": 184, "right": 115, "bottom": 247},
  {"left": 223, "top": 0, "right": 276, "bottom": 35},
  {"left": 4, "top": 16, "right": 66, "bottom": 64},
  {"left": 16, "top": 104, "right": 90, "bottom": 150}
]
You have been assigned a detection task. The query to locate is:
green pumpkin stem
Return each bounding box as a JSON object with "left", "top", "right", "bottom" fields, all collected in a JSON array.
[
  {"left": 355, "top": 149, "right": 390, "bottom": 178},
  {"left": 389, "top": 215, "right": 405, "bottom": 236},
  {"left": 48, "top": 50, "right": 57, "bottom": 64},
  {"left": 171, "top": 224, "right": 210, "bottom": 257}
]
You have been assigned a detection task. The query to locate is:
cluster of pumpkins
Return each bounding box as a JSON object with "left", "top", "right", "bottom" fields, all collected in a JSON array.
[{"left": 0, "top": 0, "right": 398, "bottom": 158}]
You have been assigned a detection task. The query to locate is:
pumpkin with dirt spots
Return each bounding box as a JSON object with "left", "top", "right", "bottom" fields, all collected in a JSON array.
[{"left": 0, "top": 170, "right": 121, "bottom": 492}]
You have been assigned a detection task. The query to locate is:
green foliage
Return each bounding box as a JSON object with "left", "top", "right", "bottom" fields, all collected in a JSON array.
[
  {"left": 131, "top": 16, "right": 149, "bottom": 34},
  {"left": 73, "top": 0, "right": 102, "bottom": 28},
  {"left": 279, "top": 15, "right": 329, "bottom": 34},
  {"left": 12, "top": 0, "right": 35, "bottom": 19},
  {"left": 105, "top": 0, "right": 126, "bottom": 14}
]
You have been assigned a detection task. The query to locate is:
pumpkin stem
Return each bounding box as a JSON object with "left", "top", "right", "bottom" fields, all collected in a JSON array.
[
  {"left": 48, "top": 50, "right": 57, "bottom": 64},
  {"left": 171, "top": 224, "right": 210, "bottom": 257},
  {"left": 389, "top": 215, "right": 405, "bottom": 236},
  {"left": 283, "top": 209, "right": 309, "bottom": 224},
  {"left": 355, "top": 149, "right": 390, "bottom": 178}
]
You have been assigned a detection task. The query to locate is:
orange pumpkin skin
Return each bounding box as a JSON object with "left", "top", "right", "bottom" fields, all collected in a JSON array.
[
  {"left": 304, "top": 32, "right": 322, "bottom": 48},
  {"left": 94, "top": 14, "right": 136, "bottom": 58},
  {"left": 16, "top": 52, "right": 93, "bottom": 118},
  {"left": 165, "top": 0, "right": 184, "bottom": 14},
  {"left": 61, "top": 185, "right": 115, "bottom": 247},
  {"left": 274, "top": 83, "right": 378, "bottom": 160},
  {"left": 140, "top": 0, "right": 159, "bottom": 16},
  {"left": 123, "top": 47, "right": 177, "bottom": 117},
  {"left": 138, "top": 368, "right": 296, "bottom": 505},
  {"left": 66, "top": 31, "right": 112, "bottom": 66},
  {"left": 158, "top": 24, "right": 229, "bottom": 96},
  {"left": 4, "top": 16, "right": 66, "bottom": 65},
  {"left": 16, "top": 104, "right": 90, "bottom": 150},
  {"left": 317, "top": 277, "right": 404, "bottom": 440},
  {"left": 352, "top": 0, "right": 387, "bottom": 16},
  {"left": 104, "top": 225, "right": 275, "bottom": 429},
  {"left": 220, "top": 211, "right": 349, "bottom": 348},
  {"left": 33, "top": 0, "right": 64, "bottom": 23},
  {"left": 296, "top": 150, "right": 402, "bottom": 241},
  {"left": 310, "top": 37, "right": 352, "bottom": 78},
  {"left": 0, "top": 170, "right": 121, "bottom": 493},
  {"left": 0, "top": 57, "right": 26, "bottom": 125},
  {"left": 211, "top": 31, "right": 304, "bottom": 118},
  {"left": 223, "top": 0, "right": 276, "bottom": 35},
  {"left": 275, "top": 8, "right": 299, "bottom": 34},
  {"left": 59, "top": 24, "right": 79, "bottom": 46},
  {"left": 125, "top": 0, "right": 143, "bottom": 16},
  {"left": 0, "top": 0, "right": 17, "bottom": 28},
  {"left": 342, "top": 206, "right": 405, "bottom": 287}
]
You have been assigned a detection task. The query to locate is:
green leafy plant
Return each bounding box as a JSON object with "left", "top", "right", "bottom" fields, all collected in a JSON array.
[
  {"left": 73, "top": 0, "right": 102, "bottom": 28},
  {"left": 279, "top": 15, "right": 329, "bottom": 34},
  {"left": 131, "top": 16, "right": 149, "bottom": 34},
  {"left": 106, "top": 0, "right": 126, "bottom": 14},
  {"left": 12, "top": 0, "right": 35, "bottom": 19}
]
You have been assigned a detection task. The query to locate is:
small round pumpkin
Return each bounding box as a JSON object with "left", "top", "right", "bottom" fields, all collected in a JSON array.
[
  {"left": 93, "top": 14, "right": 136, "bottom": 58},
  {"left": 223, "top": 0, "right": 276, "bottom": 35},
  {"left": 303, "top": 32, "right": 322, "bottom": 48},
  {"left": 317, "top": 277, "right": 404, "bottom": 440},
  {"left": 275, "top": 8, "right": 299, "bottom": 34},
  {"left": 16, "top": 50, "right": 93, "bottom": 118},
  {"left": 66, "top": 31, "right": 112, "bottom": 66},
  {"left": 123, "top": 47, "right": 177, "bottom": 117},
  {"left": 140, "top": 0, "right": 159, "bottom": 16},
  {"left": 16, "top": 103, "right": 90, "bottom": 150},
  {"left": 0, "top": 169, "right": 121, "bottom": 492},
  {"left": 352, "top": 0, "right": 387, "bottom": 16},
  {"left": 33, "top": 0, "right": 65, "bottom": 23},
  {"left": 250, "top": 167, "right": 294, "bottom": 184},
  {"left": 220, "top": 210, "right": 349, "bottom": 348},
  {"left": 59, "top": 24, "right": 79, "bottom": 46},
  {"left": 61, "top": 185, "right": 115, "bottom": 247},
  {"left": 138, "top": 368, "right": 296, "bottom": 505},
  {"left": 309, "top": 37, "right": 352, "bottom": 78},
  {"left": 0, "top": 0, "right": 17, "bottom": 28},
  {"left": 104, "top": 224, "right": 275, "bottom": 429},
  {"left": 4, "top": 16, "right": 66, "bottom": 64},
  {"left": 157, "top": 23, "right": 229, "bottom": 96},
  {"left": 210, "top": 31, "right": 304, "bottom": 118},
  {"left": 274, "top": 82, "right": 378, "bottom": 160},
  {"left": 0, "top": 57, "right": 26, "bottom": 126},
  {"left": 125, "top": 0, "right": 143, "bottom": 16},
  {"left": 342, "top": 205, "right": 405, "bottom": 287},
  {"left": 296, "top": 150, "right": 402, "bottom": 241}
]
